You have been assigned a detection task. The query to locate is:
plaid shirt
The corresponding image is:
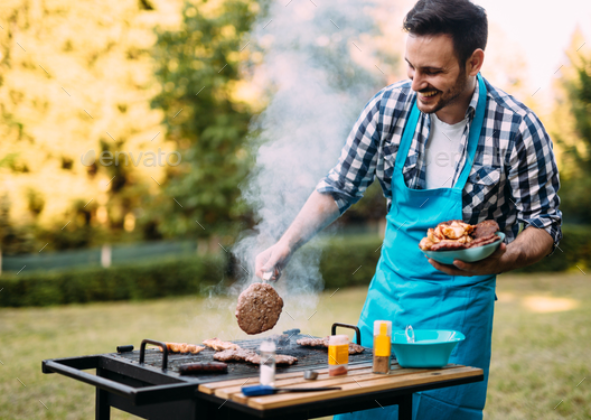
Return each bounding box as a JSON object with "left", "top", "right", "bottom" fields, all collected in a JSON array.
[{"left": 316, "top": 76, "right": 562, "bottom": 244}]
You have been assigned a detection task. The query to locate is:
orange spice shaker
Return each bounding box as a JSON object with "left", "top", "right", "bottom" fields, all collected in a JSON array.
[{"left": 328, "top": 335, "right": 349, "bottom": 376}]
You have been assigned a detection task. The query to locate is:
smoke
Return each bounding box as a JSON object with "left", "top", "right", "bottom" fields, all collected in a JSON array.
[{"left": 231, "top": 0, "right": 390, "bottom": 323}]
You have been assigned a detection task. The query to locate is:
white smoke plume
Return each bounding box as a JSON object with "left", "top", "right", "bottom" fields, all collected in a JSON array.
[{"left": 230, "top": 0, "right": 393, "bottom": 328}]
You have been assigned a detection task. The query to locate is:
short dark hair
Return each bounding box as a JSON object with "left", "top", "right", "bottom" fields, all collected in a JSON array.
[{"left": 403, "top": 0, "right": 488, "bottom": 67}]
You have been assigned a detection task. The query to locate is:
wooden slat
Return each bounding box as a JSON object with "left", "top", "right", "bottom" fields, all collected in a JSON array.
[
  {"left": 226, "top": 365, "right": 437, "bottom": 404},
  {"left": 217, "top": 363, "right": 461, "bottom": 401},
  {"left": 215, "top": 367, "right": 379, "bottom": 400},
  {"left": 240, "top": 366, "right": 482, "bottom": 410},
  {"left": 198, "top": 362, "right": 374, "bottom": 394}
]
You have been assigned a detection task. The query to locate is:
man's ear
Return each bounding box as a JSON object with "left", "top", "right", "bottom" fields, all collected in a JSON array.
[{"left": 466, "top": 49, "right": 485, "bottom": 76}]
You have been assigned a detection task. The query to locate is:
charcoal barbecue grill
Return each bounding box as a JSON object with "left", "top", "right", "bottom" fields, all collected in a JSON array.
[{"left": 42, "top": 323, "right": 483, "bottom": 419}]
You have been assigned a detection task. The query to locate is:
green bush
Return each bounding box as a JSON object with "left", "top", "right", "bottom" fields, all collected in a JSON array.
[
  {"left": 1, "top": 226, "right": 589, "bottom": 307},
  {"left": 0, "top": 256, "right": 226, "bottom": 307},
  {"left": 320, "top": 235, "right": 382, "bottom": 289}
]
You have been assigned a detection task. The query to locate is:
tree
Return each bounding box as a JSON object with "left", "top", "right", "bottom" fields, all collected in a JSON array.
[
  {"left": 147, "top": 0, "right": 262, "bottom": 240},
  {"left": 0, "top": 0, "right": 176, "bottom": 249}
]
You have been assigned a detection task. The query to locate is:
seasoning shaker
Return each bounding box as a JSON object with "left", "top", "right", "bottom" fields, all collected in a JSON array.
[
  {"left": 373, "top": 320, "right": 392, "bottom": 374},
  {"left": 328, "top": 335, "right": 349, "bottom": 376},
  {"left": 259, "top": 340, "right": 276, "bottom": 385}
]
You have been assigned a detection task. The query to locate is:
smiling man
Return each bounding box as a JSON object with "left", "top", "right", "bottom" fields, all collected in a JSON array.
[{"left": 255, "top": 0, "right": 562, "bottom": 419}]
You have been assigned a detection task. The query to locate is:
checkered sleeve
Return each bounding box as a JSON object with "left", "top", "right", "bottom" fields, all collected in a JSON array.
[
  {"left": 507, "top": 112, "right": 563, "bottom": 244},
  {"left": 315, "top": 92, "right": 383, "bottom": 214}
]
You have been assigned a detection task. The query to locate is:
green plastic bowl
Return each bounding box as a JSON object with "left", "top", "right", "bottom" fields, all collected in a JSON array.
[
  {"left": 392, "top": 329, "right": 465, "bottom": 368},
  {"left": 422, "top": 232, "right": 505, "bottom": 265}
]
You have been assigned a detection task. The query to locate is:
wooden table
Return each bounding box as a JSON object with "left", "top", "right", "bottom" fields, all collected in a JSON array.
[{"left": 198, "top": 361, "right": 483, "bottom": 419}]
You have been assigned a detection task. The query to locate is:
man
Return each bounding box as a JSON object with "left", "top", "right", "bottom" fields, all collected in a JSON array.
[{"left": 255, "top": 0, "right": 562, "bottom": 418}]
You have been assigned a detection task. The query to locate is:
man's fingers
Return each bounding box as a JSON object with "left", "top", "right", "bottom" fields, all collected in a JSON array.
[
  {"left": 453, "top": 260, "right": 473, "bottom": 270},
  {"left": 260, "top": 254, "right": 283, "bottom": 281},
  {"left": 254, "top": 254, "right": 268, "bottom": 278},
  {"left": 255, "top": 243, "right": 291, "bottom": 281},
  {"left": 428, "top": 259, "right": 474, "bottom": 276},
  {"left": 452, "top": 242, "right": 506, "bottom": 271}
]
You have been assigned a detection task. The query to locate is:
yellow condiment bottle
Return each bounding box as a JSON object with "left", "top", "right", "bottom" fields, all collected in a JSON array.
[
  {"left": 373, "top": 320, "right": 392, "bottom": 374},
  {"left": 328, "top": 335, "right": 349, "bottom": 376}
]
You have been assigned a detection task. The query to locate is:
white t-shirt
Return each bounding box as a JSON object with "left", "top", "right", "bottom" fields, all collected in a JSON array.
[{"left": 424, "top": 113, "right": 468, "bottom": 189}]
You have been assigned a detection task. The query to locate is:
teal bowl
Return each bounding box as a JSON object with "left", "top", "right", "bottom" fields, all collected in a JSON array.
[
  {"left": 392, "top": 329, "right": 465, "bottom": 368},
  {"left": 422, "top": 232, "right": 505, "bottom": 265}
]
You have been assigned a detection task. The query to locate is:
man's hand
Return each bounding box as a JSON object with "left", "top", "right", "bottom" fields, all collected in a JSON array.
[
  {"left": 255, "top": 241, "right": 293, "bottom": 281},
  {"left": 254, "top": 191, "right": 340, "bottom": 282},
  {"left": 427, "top": 243, "right": 508, "bottom": 276},
  {"left": 427, "top": 226, "right": 554, "bottom": 277}
]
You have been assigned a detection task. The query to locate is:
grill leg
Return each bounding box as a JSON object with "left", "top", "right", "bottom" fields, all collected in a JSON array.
[
  {"left": 398, "top": 394, "right": 413, "bottom": 420},
  {"left": 95, "top": 368, "right": 111, "bottom": 420}
]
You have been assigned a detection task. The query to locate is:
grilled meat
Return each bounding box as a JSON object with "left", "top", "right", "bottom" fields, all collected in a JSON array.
[
  {"left": 296, "top": 337, "right": 329, "bottom": 348},
  {"left": 161, "top": 343, "right": 205, "bottom": 354},
  {"left": 347, "top": 342, "right": 365, "bottom": 355},
  {"left": 419, "top": 220, "right": 500, "bottom": 252},
  {"left": 213, "top": 348, "right": 298, "bottom": 365},
  {"left": 466, "top": 233, "right": 500, "bottom": 248},
  {"left": 296, "top": 337, "right": 365, "bottom": 355},
  {"left": 472, "top": 220, "right": 500, "bottom": 239},
  {"left": 236, "top": 283, "right": 283, "bottom": 335},
  {"left": 213, "top": 348, "right": 250, "bottom": 363},
  {"left": 178, "top": 362, "right": 228, "bottom": 375},
  {"left": 203, "top": 338, "right": 241, "bottom": 352}
]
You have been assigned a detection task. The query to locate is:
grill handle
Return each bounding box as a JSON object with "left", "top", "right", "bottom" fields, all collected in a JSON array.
[
  {"left": 139, "top": 339, "right": 168, "bottom": 371},
  {"left": 331, "top": 323, "right": 362, "bottom": 346}
]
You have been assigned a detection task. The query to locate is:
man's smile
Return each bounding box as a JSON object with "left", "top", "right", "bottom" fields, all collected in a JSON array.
[{"left": 419, "top": 90, "right": 439, "bottom": 97}]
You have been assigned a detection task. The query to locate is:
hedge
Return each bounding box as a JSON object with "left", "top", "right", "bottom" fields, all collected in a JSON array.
[
  {"left": 320, "top": 235, "right": 382, "bottom": 289},
  {"left": 0, "top": 256, "right": 227, "bottom": 307},
  {"left": 1, "top": 225, "right": 589, "bottom": 307}
]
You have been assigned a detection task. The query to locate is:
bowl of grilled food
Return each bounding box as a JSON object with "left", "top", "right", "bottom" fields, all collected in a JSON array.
[{"left": 419, "top": 220, "right": 505, "bottom": 265}]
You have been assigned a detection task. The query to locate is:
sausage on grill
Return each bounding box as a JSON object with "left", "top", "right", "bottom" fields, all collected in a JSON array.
[{"left": 178, "top": 362, "right": 228, "bottom": 375}]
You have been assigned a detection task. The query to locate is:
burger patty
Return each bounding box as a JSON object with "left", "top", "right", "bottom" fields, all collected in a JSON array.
[{"left": 236, "top": 283, "right": 283, "bottom": 335}]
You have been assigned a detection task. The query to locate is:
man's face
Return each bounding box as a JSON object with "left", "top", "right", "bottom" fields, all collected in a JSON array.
[{"left": 405, "top": 34, "right": 468, "bottom": 114}]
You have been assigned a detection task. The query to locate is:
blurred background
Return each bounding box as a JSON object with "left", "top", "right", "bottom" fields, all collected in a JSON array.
[{"left": 0, "top": 0, "right": 590, "bottom": 419}]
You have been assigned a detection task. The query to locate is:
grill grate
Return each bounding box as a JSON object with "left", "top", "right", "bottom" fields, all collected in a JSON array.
[{"left": 113, "top": 332, "right": 374, "bottom": 383}]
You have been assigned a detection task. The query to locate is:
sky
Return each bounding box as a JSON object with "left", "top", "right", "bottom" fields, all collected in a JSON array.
[{"left": 474, "top": 0, "right": 591, "bottom": 91}]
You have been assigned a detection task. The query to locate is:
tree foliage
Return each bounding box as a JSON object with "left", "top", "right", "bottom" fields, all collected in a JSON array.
[
  {"left": 552, "top": 33, "right": 591, "bottom": 223},
  {"left": 0, "top": 0, "right": 178, "bottom": 251},
  {"left": 148, "top": 0, "right": 262, "bottom": 239}
]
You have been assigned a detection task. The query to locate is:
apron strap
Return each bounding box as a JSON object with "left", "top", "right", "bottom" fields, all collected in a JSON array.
[
  {"left": 393, "top": 97, "right": 420, "bottom": 173},
  {"left": 393, "top": 73, "right": 488, "bottom": 192},
  {"left": 454, "top": 73, "right": 487, "bottom": 190}
]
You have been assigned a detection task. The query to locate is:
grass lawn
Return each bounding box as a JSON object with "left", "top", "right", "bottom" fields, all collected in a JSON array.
[{"left": 0, "top": 273, "right": 589, "bottom": 419}]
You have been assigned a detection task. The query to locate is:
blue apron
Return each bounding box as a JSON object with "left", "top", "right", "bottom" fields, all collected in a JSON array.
[{"left": 336, "top": 74, "right": 496, "bottom": 420}]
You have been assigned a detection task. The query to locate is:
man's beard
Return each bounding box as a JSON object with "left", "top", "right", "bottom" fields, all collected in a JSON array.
[{"left": 419, "top": 67, "right": 468, "bottom": 114}]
